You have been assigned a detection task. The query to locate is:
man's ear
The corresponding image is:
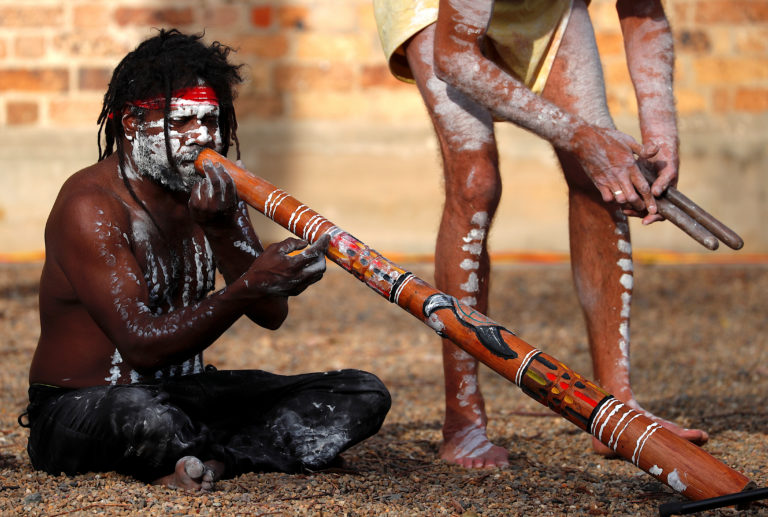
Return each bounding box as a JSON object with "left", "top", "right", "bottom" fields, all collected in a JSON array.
[{"left": 122, "top": 110, "right": 139, "bottom": 142}]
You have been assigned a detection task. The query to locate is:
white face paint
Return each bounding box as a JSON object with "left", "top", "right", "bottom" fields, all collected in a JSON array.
[{"left": 128, "top": 97, "right": 222, "bottom": 193}]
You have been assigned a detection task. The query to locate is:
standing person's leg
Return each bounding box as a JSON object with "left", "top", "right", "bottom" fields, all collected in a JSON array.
[
  {"left": 405, "top": 25, "right": 509, "bottom": 468},
  {"left": 541, "top": 0, "right": 707, "bottom": 454}
]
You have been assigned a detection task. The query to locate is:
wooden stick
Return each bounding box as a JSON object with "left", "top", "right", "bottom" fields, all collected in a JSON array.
[
  {"left": 654, "top": 197, "right": 719, "bottom": 250},
  {"left": 663, "top": 187, "right": 744, "bottom": 250},
  {"left": 639, "top": 164, "right": 744, "bottom": 250},
  {"left": 196, "top": 149, "right": 752, "bottom": 501}
]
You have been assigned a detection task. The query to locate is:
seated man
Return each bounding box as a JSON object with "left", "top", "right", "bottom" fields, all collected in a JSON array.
[{"left": 22, "top": 29, "right": 390, "bottom": 491}]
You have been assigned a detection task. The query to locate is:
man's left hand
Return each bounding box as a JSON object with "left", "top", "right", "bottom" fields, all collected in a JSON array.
[{"left": 189, "top": 159, "right": 239, "bottom": 226}]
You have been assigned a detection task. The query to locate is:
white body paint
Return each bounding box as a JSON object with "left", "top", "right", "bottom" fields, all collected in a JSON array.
[{"left": 127, "top": 94, "right": 222, "bottom": 193}]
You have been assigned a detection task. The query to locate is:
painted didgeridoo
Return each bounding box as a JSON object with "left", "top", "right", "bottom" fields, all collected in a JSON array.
[{"left": 195, "top": 149, "right": 751, "bottom": 501}]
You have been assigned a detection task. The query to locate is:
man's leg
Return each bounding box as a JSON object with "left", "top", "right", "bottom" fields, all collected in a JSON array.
[
  {"left": 26, "top": 384, "right": 214, "bottom": 485},
  {"left": 165, "top": 369, "right": 391, "bottom": 474},
  {"left": 542, "top": 0, "right": 707, "bottom": 454},
  {"left": 405, "top": 25, "right": 508, "bottom": 468}
]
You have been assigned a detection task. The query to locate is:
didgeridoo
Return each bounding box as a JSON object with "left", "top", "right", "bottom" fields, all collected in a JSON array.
[{"left": 195, "top": 149, "right": 751, "bottom": 501}]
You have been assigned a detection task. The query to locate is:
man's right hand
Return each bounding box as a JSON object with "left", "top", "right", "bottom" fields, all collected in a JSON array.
[{"left": 243, "top": 234, "right": 330, "bottom": 297}]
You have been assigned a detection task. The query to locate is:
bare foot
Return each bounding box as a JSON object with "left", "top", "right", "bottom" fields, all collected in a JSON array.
[
  {"left": 152, "top": 456, "right": 224, "bottom": 491},
  {"left": 440, "top": 423, "right": 510, "bottom": 468},
  {"left": 591, "top": 401, "right": 709, "bottom": 457}
]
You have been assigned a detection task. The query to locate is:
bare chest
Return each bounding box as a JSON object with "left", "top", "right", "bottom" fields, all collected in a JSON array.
[{"left": 130, "top": 219, "right": 217, "bottom": 312}]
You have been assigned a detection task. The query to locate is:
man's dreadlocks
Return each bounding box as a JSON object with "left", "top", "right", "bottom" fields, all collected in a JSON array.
[{"left": 97, "top": 29, "right": 243, "bottom": 169}]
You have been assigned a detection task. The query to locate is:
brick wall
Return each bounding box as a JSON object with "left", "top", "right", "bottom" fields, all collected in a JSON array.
[
  {"left": 2, "top": 0, "right": 767, "bottom": 127},
  {"left": 1, "top": 0, "right": 767, "bottom": 255}
]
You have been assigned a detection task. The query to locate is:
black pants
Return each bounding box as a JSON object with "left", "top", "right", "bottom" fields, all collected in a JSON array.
[{"left": 25, "top": 369, "right": 390, "bottom": 482}]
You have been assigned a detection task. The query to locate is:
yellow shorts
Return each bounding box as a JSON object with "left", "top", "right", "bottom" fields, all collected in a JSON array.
[{"left": 373, "top": 0, "right": 573, "bottom": 94}]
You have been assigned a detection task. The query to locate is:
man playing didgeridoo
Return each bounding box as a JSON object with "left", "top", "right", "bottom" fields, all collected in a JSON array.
[
  {"left": 22, "top": 29, "right": 390, "bottom": 490},
  {"left": 373, "top": 0, "right": 708, "bottom": 467}
]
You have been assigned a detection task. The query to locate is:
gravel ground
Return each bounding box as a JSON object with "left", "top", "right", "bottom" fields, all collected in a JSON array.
[{"left": 0, "top": 261, "right": 766, "bottom": 516}]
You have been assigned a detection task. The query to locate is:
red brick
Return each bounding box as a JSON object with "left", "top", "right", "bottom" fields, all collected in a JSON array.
[
  {"left": 49, "top": 97, "right": 102, "bottom": 126},
  {"left": 202, "top": 6, "right": 242, "bottom": 28},
  {"left": 79, "top": 67, "right": 113, "bottom": 91},
  {"left": 73, "top": 4, "right": 110, "bottom": 28},
  {"left": 274, "top": 63, "right": 355, "bottom": 92},
  {"left": 735, "top": 28, "right": 768, "bottom": 54},
  {"left": 250, "top": 6, "right": 273, "bottom": 28},
  {"left": 14, "top": 36, "right": 45, "bottom": 59},
  {"left": 0, "top": 69, "right": 69, "bottom": 92},
  {"left": 360, "top": 64, "right": 409, "bottom": 89},
  {"left": 230, "top": 34, "right": 289, "bottom": 59},
  {"left": 733, "top": 87, "right": 768, "bottom": 112},
  {"left": 53, "top": 34, "right": 130, "bottom": 59},
  {"left": 114, "top": 7, "right": 194, "bottom": 27},
  {"left": 694, "top": 57, "right": 768, "bottom": 84},
  {"left": 675, "top": 88, "right": 708, "bottom": 114},
  {"left": 695, "top": 1, "right": 768, "bottom": 23},
  {"left": 712, "top": 88, "right": 732, "bottom": 113},
  {"left": 278, "top": 6, "right": 310, "bottom": 30},
  {"left": 0, "top": 6, "right": 63, "bottom": 27},
  {"left": 6, "top": 101, "right": 39, "bottom": 125},
  {"left": 594, "top": 31, "right": 624, "bottom": 56},
  {"left": 670, "top": 4, "right": 693, "bottom": 25},
  {"left": 234, "top": 93, "right": 284, "bottom": 120},
  {"left": 676, "top": 29, "right": 711, "bottom": 53}
]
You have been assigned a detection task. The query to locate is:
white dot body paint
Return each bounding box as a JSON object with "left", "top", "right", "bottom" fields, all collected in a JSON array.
[
  {"left": 617, "top": 239, "right": 632, "bottom": 254},
  {"left": 105, "top": 348, "right": 123, "bottom": 385},
  {"left": 458, "top": 212, "right": 488, "bottom": 301},
  {"left": 619, "top": 273, "right": 633, "bottom": 290},
  {"left": 460, "top": 272, "right": 479, "bottom": 293},
  {"left": 649, "top": 464, "right": 663, "bottom": 476}
]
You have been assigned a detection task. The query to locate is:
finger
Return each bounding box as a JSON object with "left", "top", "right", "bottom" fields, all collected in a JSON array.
[
  {"left": 641, "top": 213, "right": 665, "bottom": 225},
  {"left": 598, "top": 185, "right": 615, "bottom": 203},
  {"left": 201, "top": 158, "right": 216, "bottom": 178},
  {"left": 629, "top": 169, "right": 656, "bottom": 214},
  {"left": 190, "top": 179, "right": 205, "bottom": 205},
  {"left": 304, "top": 234, "right": 331, "bottom": 256},
  {"left": 641, "top": 142, "right": 660, "bottom": 159},
  {"left": 650, "top": 166, "right": 676, "bottom": 197},
  {"left": 276, "top": 237, "right": 309, "bottom": 255},
  {"left": 614, "top": 132, "right": 644, "bottom": 156}
]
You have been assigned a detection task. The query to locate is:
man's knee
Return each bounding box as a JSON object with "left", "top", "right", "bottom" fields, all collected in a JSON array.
[
  {"left": 105, "top": 387, "right": 205, "bottom": 466},
  {"left": 332, "top": 369, "right": 392, "bottom": 416}
]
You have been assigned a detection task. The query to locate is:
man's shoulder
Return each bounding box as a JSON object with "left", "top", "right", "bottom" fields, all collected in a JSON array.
[{"left": 47, "top": 158, "right": 131, "bottom": 237}]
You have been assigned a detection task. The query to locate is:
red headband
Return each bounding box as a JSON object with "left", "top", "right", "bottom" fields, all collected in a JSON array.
[
  {"left": 109, "top": 85, "right": 219, "bottom": 119},
  {"left": 129, "top": 85, "right": 220, "bottom": 110}
]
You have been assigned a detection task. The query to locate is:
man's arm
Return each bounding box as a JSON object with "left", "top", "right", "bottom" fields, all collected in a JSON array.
[
  {"left": 188, "top": 159, "right": 289, "bottom": 328},
  {"left": 617, "top": 0, "right": 679, "bottom": 200},
  {"left": 50, "top": 191, "right": 325, "bottom": 372},
  {"left": 431, "top": 0, "right": 656, "bottom": 213}
]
